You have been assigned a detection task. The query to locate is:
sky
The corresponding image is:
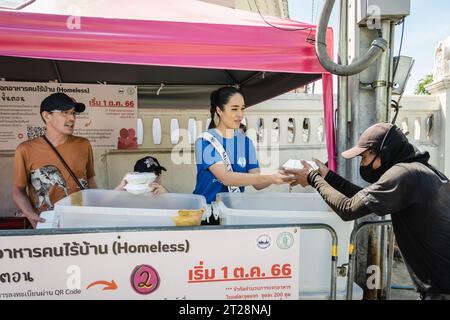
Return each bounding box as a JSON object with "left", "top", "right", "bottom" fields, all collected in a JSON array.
[{"left": 288, "top": 0, "right": 450, "bottom": 94}]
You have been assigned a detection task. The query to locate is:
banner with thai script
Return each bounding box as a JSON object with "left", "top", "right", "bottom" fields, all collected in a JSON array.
[
  {"left": 0, "top": 81, "right": 137, "bottom": 150},
  {"left": 0, "top": 227, "right": 300, "bottom": 300}
]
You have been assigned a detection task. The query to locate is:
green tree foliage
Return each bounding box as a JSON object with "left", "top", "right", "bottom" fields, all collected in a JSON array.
[{"left": 414, "top": 74, "right": 433, "bottom": 95}]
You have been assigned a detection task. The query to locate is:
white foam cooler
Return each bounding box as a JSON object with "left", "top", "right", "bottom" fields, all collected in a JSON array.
[
  {"left": 216, "top": 192, "right": 362, "bottom": 299},
  {"left": 54, "top": 189, "right": 207, "bottom": 228}
]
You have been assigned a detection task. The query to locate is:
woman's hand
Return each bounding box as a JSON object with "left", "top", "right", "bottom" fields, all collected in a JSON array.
[
  {"left": 268, "top": 170, "right": 297, "bottom": 185},
  {"left": 149, "top": 182, "right": 168, "bottom": 195},
  {"left": 284, "top": 159, "right": 330, "bottom": 187},
  {"left": 284, "top": 160, "right": 315, "bottom": 187}
]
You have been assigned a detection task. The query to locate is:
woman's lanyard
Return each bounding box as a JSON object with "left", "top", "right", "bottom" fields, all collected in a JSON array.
[{"left": 200, "top": 131, "right": 241, "bottom": 193}]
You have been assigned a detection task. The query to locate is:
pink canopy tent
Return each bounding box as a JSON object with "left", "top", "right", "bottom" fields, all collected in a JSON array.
[{"left": 0, "top": 0, "right": 336, "bottom": 170}]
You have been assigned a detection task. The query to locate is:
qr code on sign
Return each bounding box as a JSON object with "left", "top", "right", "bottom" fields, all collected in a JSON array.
[{"left": 26, "top": 126, "right": 46, "bottom": 140}]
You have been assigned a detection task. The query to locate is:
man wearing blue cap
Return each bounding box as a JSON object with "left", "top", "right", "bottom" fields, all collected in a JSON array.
[{"left": 12, "top": 93, "right": 97, "bottom": 228}]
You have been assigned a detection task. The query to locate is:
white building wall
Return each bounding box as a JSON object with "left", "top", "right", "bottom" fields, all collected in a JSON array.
[{"left": 201, "top": 0, "right": 289, "bottom": 18}]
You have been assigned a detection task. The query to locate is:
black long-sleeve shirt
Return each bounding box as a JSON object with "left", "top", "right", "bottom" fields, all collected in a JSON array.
[
  {"left": 307, "top": 170, "right": 372, "bottom": 221},
  {"left": 308, "top": 164, "right": 450, "bottom": 294}
]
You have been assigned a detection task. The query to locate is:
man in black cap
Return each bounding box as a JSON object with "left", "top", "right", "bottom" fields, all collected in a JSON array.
[
  {"left": 13, "top": 93, "right": 97, "bottom": 228},
  {"left": 285, "top": 122, "right": 450, "bottom": 300},
  {"left": 115, "top": 156, "right": 168, "bottom": 194}
]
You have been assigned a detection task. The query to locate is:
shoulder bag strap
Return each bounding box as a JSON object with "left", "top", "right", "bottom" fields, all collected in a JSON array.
[{"left": 42, "top": 136, "right": 86, "bottom": 190}]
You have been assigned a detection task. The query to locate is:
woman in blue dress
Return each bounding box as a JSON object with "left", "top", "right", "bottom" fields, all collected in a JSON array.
[{"left": 193, "top": 87, "right": 294, "bottom": 224}]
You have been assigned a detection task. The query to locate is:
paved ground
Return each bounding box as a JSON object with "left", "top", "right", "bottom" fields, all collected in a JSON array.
[{"left": 390, "top": 257, "right": 420, "bottom": 300}]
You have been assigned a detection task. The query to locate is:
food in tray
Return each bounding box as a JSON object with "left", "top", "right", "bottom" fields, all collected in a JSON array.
[
  {"left": 70, "top": 191, "right": 84, "bottom": 206},
  {"left": 173, "top": 209, "right": 205, "bottom": 226}
]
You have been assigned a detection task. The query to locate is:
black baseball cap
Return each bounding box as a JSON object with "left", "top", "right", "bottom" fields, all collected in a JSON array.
[
  {"left": 133, "top": 156, "right": 167, "bottom": 176},
  {"left": 342, "top": 123, "right": 393, "bottom": 159},
  {"left": 40, "top": 93, "right": 86, "bottom": 114}
]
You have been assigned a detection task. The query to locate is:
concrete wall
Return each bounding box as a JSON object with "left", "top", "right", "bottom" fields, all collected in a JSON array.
[{"left": 390, "top": 95, "right": 443, "bottom": 170}]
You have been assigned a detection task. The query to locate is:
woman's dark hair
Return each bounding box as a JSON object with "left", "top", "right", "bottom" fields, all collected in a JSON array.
[{"left": 209, "top": 86, "right": 242, "bottom": 129}]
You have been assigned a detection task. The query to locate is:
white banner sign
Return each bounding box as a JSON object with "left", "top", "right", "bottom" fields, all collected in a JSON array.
[
  {"left": 0, "top": 81, "right": 137, "bottom": 150},
  {"left": 0, "top": 227, "right": 300, "bottom": 300}
]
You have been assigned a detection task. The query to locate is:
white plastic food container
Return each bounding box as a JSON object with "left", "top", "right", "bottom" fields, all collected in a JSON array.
[
  {"left": 215, "top": 192, "right": 362, "bottom": 300},
  {"left": 123, "top": 183, "right": 150, "bottom": 195},
  {"left": 125, "top": 172, "right": 157, "bottom": 185},
  {"left": 282, "top": 159, "right": 319, "bottom": 170},
  {"left": 54, "top": 189, "right": 206, "bottom": 228},
  {"left": 36, "top": 210, "right": 59, "bottom": 229}
]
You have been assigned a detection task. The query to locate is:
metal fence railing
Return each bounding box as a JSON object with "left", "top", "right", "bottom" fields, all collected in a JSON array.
[
  {"left": 298, "top": 223, "right": 339, "bottom": 300},
  {"left": 345, "top": 220, "right": 394, "bottom": 300}
]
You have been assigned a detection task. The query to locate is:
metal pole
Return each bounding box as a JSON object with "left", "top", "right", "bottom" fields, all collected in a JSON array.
[
  {"left": 374, "top": 20, "right": 392, "bottom": 122},
  {"left": 346, "top": 243, "right": 356, "bottom": 299},
  {"left": 387, "top": 21, "right": 396, "bottom": 118},
  {"left": 385, "top": 225, "right": 395, "bottom": 300},
  {"left": 367, "top": 225, "right": 381, "bottom": 299},
  {"left": 337, "top": 0, "right": 349, "bottom": 176},
  {"left": 346, "top": 220, "right": 392, "bottom": 300},
  {"left": 366, "top": 20, "right": 393, "bottom": 300},
  {"left": 347, "top": 0, "right": 379, "bottom": 293},
  {"left": 379, "top": 224, "right": 388, "bottom": 298},
  {"left": 375, "top": 21, "right": 395, "bottom": 299}
]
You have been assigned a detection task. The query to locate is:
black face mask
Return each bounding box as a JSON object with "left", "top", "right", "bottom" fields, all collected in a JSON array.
[{"left": 360, "top": 153, "right": 383, "bottom": 183}]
